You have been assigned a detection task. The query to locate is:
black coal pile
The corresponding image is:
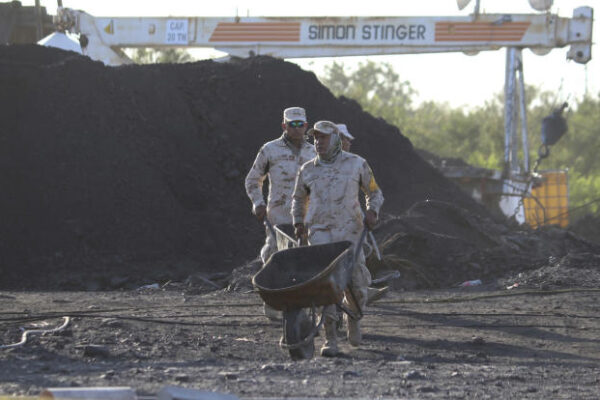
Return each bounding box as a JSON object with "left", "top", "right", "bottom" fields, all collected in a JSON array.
[
  {"left": 569, "top": 214, "right": 600, "bottom": 245},
  {"left": 0, "top": 45, "right": 485, "bottom": 290},
  {"left": 368, "top": 200, "right": 600, "bottom": 290},
  {"left": 499, "top": 252, "right": 600, "bottom": 290},
  {"left": 415, "top": 148, "right": 472, "bottom": 169}
]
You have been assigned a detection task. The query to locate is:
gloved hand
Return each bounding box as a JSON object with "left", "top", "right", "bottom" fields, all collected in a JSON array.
[
  {"left": 253, "top": 205, "right": 266, "bottom": 221},
  {"left": 365, "top": 210, "right": 378, "bottom": 230},
  {"left": 294, "top": 223, "right": 306, "bottom": 240}
]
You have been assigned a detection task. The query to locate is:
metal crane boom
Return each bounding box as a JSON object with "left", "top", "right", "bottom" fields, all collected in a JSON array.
[{"left": 54, "top": 7, "right": 592, "bottom": 66}]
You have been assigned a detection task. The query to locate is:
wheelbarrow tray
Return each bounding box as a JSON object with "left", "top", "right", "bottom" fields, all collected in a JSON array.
[{"left": 252, "top": 240, "right": 354, "bottom": 311}]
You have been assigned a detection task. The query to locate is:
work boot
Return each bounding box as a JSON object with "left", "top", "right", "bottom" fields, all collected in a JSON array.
[
  {"left": 346, "top": 314, "right": 361, "bottom": 347},
  {"left": 366, "top": 286, "right": 389, "bottom": 305},
  {"left": 320, "top": 318, "right": 339, "bottom": 357},
  {"left": 263, "top": 303, "right": 281, "bottom": 322}
]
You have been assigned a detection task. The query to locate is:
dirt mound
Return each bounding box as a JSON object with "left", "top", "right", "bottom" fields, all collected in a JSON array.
[
  {"left": 0, "top": 43, "right": 82, "bottom": 65},
  {"left": 0, "top": 45, "right": 486, "bottom": 290},
  {"left": 569, "top": 214, "right": 600, "bottom": 245},
  {"left": 500, "top": 252, "right": 600, "bottom": 290},
  {"left": 415, "top": 148, "right": 472, "bottom": 169},
  {"left": 368, "top": 200, "right": 600, "bottom": 290}
]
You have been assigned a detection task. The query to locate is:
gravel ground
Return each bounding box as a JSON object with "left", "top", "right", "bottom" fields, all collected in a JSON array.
[{"left": 1, "top": 286, "right": 599, "bottom": 399}]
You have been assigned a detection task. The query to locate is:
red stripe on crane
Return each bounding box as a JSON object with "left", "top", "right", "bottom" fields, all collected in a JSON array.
[
  {"left": 435, "top": 21, "right": 530, "bottom": 42},
  {"left": 209, "top": 22, "right": 301, "bottom": 42}
]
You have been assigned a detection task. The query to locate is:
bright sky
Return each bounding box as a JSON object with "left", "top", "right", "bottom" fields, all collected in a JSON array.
[{"left": 28, "top": 0, "right": 598, "bottom": 108}]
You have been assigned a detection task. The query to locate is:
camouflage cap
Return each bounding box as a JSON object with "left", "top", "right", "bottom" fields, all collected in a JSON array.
[
  {"left": 336, "top": 123, "right": 355, "bottom": 140},
  {"left": 308, "top": 120, "right": 339, "bottom": 136},
  {"left": 283, "top": 107, "right": 307, "bottom": 122}
]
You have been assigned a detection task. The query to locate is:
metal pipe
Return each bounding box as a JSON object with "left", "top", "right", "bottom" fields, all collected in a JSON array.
[
  {"left": 504, "top": 47, "right": 517, "bottom": 174},
  {"left": 474, "top": 0, "right": 481, "bottom": 16},
  {"left": 510, "top": 50, "right": 520, "bottom": 173},
  {"left": 34, "top": 0, "right": 43, "bottom": 40},
  {"left": 516, "top": 51, "right": 530, "bottom": 173}
]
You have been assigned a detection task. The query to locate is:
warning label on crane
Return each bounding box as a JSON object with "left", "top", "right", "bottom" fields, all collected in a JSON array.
[
  {"left": 166, "top": 20, "right": 188, "bottom": 44},
  {"left": 104, "top": 20, "right": 114, "bottom": 35}
]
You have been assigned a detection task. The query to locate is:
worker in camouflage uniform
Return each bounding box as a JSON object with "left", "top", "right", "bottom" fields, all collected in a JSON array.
[
  {"left": 245, "top": 107, "right": 317, "bottom": 320},
  {"left": 337, "top": 123, "right": 355, "bottom": 152},
  {"left": 292, "top": 121, "right": 384, "bottom": 356},
  {"left": 336, "top": 123, "right": 389, "bottom": 306}
]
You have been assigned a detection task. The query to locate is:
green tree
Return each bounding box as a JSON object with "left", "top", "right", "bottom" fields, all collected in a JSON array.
[
  {"left": 130, "top": 48, "right": 194, "bottom": 64},
  {"left": 320, "top": 60, "right": 506, "bottom": 169},
  {"left": 318, "top": 61, "right": 600, "bottom": 216},
  {"left": 319, "top": 61, "right": 415, "bottom": 126}
]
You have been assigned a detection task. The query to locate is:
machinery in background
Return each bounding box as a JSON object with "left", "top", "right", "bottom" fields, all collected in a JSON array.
[
  {"left": 0, "top": 1, "right": 54, "bottom": 43},
  {"left": 523, "top": 103, "right": 570, "bottom": 228},
  {"left": 432, "top": 102, "right": 571, "bottom": 226}
]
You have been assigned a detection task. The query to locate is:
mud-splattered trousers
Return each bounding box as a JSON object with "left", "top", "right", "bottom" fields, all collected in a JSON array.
[
  {"left": 291, "top": 151, "right": 384, "bottom": 319},
  {"left": 245, "top": 135, "right": 316, "bottom": 263}
]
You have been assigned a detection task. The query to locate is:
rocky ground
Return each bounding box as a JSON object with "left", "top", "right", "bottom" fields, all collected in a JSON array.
[{"left": 1, "top": 283, "right": 599, "bottom": 399}]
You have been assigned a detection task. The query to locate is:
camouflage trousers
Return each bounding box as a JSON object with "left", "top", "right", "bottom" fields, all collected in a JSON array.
[{"left": 308, "top": 228, "right": 371, "bottom": 321}]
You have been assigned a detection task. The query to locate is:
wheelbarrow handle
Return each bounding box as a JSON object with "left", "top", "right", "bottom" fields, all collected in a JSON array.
[
  {"left": 354, "top": 227, "right": 369, "bottom": 265},
  {"left": 337, "top": 301, "right": 361, "bottom": 321},
  {"left": 343, "top": 226, "right": 370, "bottom": 321},
  {"left": 368, "top": 231, "right": 382, "bottom": 260},
  {"left": 264, "top": 218, "right": 277, "bottom": 240},
  {"left": 360, "top": 209, "right": 381, "bottom": 260}
]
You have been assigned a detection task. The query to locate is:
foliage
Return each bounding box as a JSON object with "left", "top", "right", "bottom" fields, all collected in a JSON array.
[
  {"left": 320, "top": 61, "right": 415, "bottom": 124},
  {"left": 130, "top": 48, "right": 194, "bottom": 64},
  {"left": 319, "top": 61, "right": 600, "bottom": 218},
  {"left": 569, "top": 172, "right": 600, "bottom": 216}
]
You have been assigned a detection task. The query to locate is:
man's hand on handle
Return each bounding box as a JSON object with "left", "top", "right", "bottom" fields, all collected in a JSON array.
[
  {"left": 294, "top": 223, "right": 306, "bottom": 242},
  {"left": 365, "top": 210, "right": 378, "bottom": 230},
  {"left": 254, "top": 205, "right": 266, "bottom": 222}
]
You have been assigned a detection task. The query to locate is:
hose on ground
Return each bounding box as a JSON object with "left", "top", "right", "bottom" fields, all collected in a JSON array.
[{"left": 0, "top": 316, "right": 70, "bottom": 349}]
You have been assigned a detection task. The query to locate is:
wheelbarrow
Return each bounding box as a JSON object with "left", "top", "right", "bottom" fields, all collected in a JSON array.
[{"left": 252, "top": 223, "right": 366, "bottom": 360}]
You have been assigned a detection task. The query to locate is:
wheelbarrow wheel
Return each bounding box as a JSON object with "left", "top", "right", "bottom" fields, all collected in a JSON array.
[{"left": 283, "top": 309, "right": 314, "bottom": 360}]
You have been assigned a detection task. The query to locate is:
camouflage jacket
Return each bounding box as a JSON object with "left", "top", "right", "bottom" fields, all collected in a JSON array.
[
  {"left": 291, "top": 151, "right": 384, "bottom": 242},
  {"left": 245, "top": 134, "right": 317, "bottom": 224}
]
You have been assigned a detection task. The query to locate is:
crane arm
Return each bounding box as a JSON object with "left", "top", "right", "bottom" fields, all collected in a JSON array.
[{"left": 56, "top": 7, "right": 592, "bottom": 66}]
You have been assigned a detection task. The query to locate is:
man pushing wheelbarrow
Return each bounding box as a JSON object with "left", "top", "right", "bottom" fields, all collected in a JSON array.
[
  {"left": 291, "top": 121, "right": 384, "bottom": 357},
  {"left": 253, "top": 121, "right": 384, "bottom": 359}
]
